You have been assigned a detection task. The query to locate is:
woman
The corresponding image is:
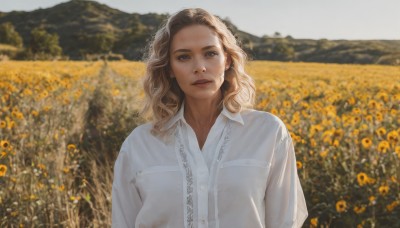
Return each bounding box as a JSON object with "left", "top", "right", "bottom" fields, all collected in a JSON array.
[{"left": 112, "top": 8, "right": 308, "bottom": 228}]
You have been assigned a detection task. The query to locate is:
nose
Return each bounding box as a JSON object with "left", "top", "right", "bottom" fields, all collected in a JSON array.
[{"left": 193, "top": 61, "right": 206, "bottom": 74}]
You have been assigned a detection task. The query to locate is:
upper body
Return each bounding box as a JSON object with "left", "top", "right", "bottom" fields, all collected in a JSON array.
[
  {"left": 112, "top": 7, "right": 307, "bottom": 228},
  {"left": 112, "top": 105, "right": 308, "bottom": 228}
]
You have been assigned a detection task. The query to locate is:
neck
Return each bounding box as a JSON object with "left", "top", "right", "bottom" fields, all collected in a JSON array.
[
  {"left": 183, "top": 93, "right": 223, "bottom": 150},
  {"left": 184, "top": 93, "right": 223, "bottom": 127}
]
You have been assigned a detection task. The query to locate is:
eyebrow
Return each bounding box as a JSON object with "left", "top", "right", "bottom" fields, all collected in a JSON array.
[{"left": 172, "top": 45, "right": 218, "bottom": 54}]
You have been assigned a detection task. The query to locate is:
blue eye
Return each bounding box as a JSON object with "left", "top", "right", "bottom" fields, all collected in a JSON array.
[
  {"left": 177, "top": 54, "right": 190, "bottom": 61},
  {"left": 206, "top": 51, "right": 218, "bottom": 57}
]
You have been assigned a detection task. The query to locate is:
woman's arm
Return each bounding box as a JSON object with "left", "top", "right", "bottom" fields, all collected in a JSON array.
[
  {"left": 264, "top": 132, "right": 308, "bottom": 228},
  {"left": 112, "top": 141, "right": 142, "bottom": 228}
]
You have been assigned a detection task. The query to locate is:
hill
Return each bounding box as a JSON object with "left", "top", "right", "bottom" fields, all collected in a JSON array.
[{"left": 0, "top": 0, "right": 399, "bottom": 65}]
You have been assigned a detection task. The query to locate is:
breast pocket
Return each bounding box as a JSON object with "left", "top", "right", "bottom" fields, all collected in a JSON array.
[
  {"left": 218, "top": 159, "right": 271, "bottom": 197},
  {"left": 217, "top": 160, "right": 271, "bottom": 228},
  {"left": 135, "top": 166, "right": 185, "bottom": 226},
  {"left": 135, "top": 166, "right": 183, "bottom": 202}
]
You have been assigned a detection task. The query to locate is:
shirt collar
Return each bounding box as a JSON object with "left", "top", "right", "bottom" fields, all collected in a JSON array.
[{"left": 162, "top": 102, "right": 244, "bottom": 131}]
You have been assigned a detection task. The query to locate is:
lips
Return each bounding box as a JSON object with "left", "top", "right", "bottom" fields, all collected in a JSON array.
[{"left": 192, "top": 79, "right": 212, "bottom": 85}]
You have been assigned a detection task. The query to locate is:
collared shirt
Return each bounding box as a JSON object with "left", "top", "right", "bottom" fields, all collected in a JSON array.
[{"left": 112, "top": 105, "right": 308, "bottom": 228}]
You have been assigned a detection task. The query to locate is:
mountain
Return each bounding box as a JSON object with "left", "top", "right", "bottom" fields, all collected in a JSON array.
[
  {"left": 0, "top": 0, "right": 399, "bottom": 65},
  {"left": 0, "top": 0, "right": 168, "bottom": 59}
]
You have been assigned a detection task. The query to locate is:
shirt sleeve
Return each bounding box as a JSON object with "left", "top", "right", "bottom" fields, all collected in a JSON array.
[
  {"left": 112, "top": 140, "right": 142, "bottom": 228},
  {"left": 265, "top": 132, "right": 308, "bottom": 228}
]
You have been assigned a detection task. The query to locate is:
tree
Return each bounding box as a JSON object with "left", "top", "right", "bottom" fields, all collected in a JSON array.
[
  {"left": 29, "top": 27, "right": 62, "bottom": 59},
  {"left": 0, "top": 22, "right": 23, "bottom": 48},
  {"left": 272, "top": 39, "right": 295, "bottom": 61},
  {"left": 79, "top": 32, "right": 115, "bottom": 55}
]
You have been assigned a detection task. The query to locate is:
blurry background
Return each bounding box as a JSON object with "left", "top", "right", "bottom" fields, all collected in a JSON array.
[{"left": 0, "top": 0, "right": 399, "bottom": 63}]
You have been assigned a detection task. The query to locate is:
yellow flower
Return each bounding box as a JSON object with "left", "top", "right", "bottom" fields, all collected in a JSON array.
[
  {"left": 369, "top": 196, "right": 376, "bottom": 205},
  {"left": 70, "top": 195, "right": 81, "bottom": 203},
  {"left": 31, "top": 110, "right": 39, "bottom": 117},
  {"left": 310, "top": 217, "right": 318, "bottom": 227},
  {"left": 367, "top": 177, "right": 376, "bottom": 185},
  {"left": 37, "top": 163, "right": 46, "bottom": 170},
  {"left": 58, "top": 185, "right": 65, "bottom": 191},
  {"left": 377, "top": 140, "right": 390, "bottom": 153},
  {"left": 0, "top": 164, "right": 7, "bottom": 176},
  {"left": 0, "top": 120, "right": 6, "bottom": 128},
  {"left": 336, "top": 200, "right": 347, "bottom": 213},
  {"left": 310, "top": 139, "right": 317, "bottom": 147},
  {"left": 387, "top": 130, "right": 398, "bottom": 144},
  {"left": 375, "top": 112, "right": 383, "bottom": 122},
  {"left": 0, "top": 151, "right": 6, "bottom": 158},
  {"left": 357, "top": 172, "right": 369, "bottom": 186},
  {"left": 283, "top": 100, "right": 291, "bottom": 108},
  {"left": 376, "top": 127, "right": 386, "bottom": 137},
  {"left": 353, "top": 205, "right": 366, "bottom": 214},
  {"left": 361, "top": 138, "right": 372, "bottom": 149},
  {"left": 63, "top": 167, "right": 70, "bottom": 173},
  {"left": 368, "top": 100, "right": 378, "bottom": 109},
  {"left": 0, "top": 140, "right": 10, "bottom": 149},
  {"left": 296, "top": 161, "right": 303, "bottom": 169},
  {"left": 319, "top": 150, "right": 328, "bottom": 158},
  {"left": 395, "top": 146, "right": 400, "bottom": 158},
  {"left": 378, "top": 185, "right": 389, "bottom": 196},
  {"left": 270, "top": 108, "right": 278, "bottom": 115},
  {"left": 67, "top": 144, "right": 76, "bottom": 150},
  {"left": 386, "top": 201, "right": 399, "bottom": 212},
  {"left": 310, "top": 124, "right": 323, "bottom": 136},
  {"left": 333, "top": 139, "right": 340, "bottom": 147}
]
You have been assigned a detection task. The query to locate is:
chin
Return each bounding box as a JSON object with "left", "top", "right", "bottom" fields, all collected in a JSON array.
[{"left": 186, "top": 90, "right": 221, "bottom": 101}]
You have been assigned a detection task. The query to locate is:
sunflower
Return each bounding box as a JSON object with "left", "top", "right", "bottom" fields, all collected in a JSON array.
[
  {"left": 353, "top": 205, "right": 366, "bottom": 214},
  {"left": 296, "top": 161, "right": 303, "bottom": 169},
  {"left": 361, "top": 138, "right": 372, "bottom": 149},
  {"left": 387, "top": 130, "right": 398, "bottom": 144},
  {"left": 378, "top": 141, "right": 390, "bottom": 153},
  {"left": 378, "top": 185, "right": 389, "bottom": 196},
  {"left": 357, "top": 172, "right": 369, "bottom": 186},
  {"left": 67, "top": 144, "right": 76, "bottom": 150},
  {"left": 336, "top": 200, "right": 347, "bottom": 213},
  {"left": 310, "top": 217, "right": 318, "bottom": 227},
  {"left": 319, "top": 150, "right": 329, "bottom": 158},
  {"left": 0, "top": 140, "right": 9, "bottom": 149},
  {"left": 386, "top": 201, "right": 399, "bottom": 212},
  {"left": 369, "top": 196, "right": 376, "bottom": 205},
  {"left": 0, "top": 164, "right": 7, "bottom": 176},
  {"left": 376, "top": 127, "right": 386, "bottom": 137},
  {"left": 395, "top": 146, "right": 400, "bottom": 158}
]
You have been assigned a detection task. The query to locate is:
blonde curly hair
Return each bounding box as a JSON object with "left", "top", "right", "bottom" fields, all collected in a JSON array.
[{"left": 142, "top": 8, "right": 255, "bottom": 134}]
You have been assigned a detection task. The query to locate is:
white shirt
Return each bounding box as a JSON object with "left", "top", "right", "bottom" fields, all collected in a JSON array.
[{"left": 112, "top": 105, "right": 308, "bottom": 228}]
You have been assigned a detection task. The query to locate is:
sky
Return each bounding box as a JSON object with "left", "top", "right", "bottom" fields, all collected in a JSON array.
[{"left": 1, "top": 0, "right": 399, "bottom": 40}]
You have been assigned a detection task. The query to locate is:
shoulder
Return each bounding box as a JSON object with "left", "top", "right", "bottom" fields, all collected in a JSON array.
[
  {"left": 121, "top": 122, "right": 156, "bottom": 150},
  {"left": 240, "top": 108, "right": 289, "bottom": 141}
]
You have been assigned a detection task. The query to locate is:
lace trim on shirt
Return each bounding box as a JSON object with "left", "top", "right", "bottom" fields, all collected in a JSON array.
[
  {"left": 176, "top": 120, "right": 231, "bottom": 228},
  {"left": 176, "top": 130, "right": 194, "bottom": 228},
  {"left": 217, "top": 121, "right": 232, "bottom": 162}
]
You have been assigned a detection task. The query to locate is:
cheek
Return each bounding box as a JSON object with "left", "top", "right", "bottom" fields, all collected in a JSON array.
[{"left": 171, "top": 61, "right": 190, "bottom": 76}]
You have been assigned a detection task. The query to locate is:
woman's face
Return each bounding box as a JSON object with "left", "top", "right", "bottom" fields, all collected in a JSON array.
[{"left": 169, "top": 24, "right": 231, "bottom": 103}]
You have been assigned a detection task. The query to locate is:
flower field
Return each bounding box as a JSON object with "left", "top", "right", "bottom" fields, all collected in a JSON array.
[{"left": 0, "top": 60, "right": 399, "bottom": 227}]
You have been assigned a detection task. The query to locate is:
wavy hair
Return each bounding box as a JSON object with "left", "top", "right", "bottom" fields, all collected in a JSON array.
[{"left": 142, "top": 8, "right": 255, "bottom": 134}]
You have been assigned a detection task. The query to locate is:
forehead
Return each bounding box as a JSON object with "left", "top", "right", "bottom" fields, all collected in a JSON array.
[{"left": 170, "top": 25, "right": 223, "bottom": 51}]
